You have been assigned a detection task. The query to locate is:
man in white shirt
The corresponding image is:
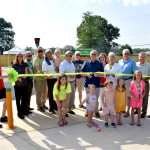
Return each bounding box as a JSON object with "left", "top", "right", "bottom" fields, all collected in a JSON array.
[
  {"left": 136, "top": 52, "right": 150, "bottom": 118},
  {"left": 59, "top": 51, "right": 75, "bottom": 115}
]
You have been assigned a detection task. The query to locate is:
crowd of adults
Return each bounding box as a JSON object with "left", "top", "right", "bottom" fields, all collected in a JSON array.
[{"left": 1, "top": 47, "right": 150, "bottom": 123}]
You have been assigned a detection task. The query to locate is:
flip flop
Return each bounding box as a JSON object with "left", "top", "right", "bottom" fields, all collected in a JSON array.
[{"left": 58, "top": 121, "right": 63, "bottom": 126}]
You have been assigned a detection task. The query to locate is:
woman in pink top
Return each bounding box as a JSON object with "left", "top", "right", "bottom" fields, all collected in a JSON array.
[{"left": 129, "top": 70, "right": 145, "bottom": 126}]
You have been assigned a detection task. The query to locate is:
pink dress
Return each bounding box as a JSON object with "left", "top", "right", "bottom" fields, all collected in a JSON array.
[{"left": 130, "top": 80, "right": 145, "bottom": 108}]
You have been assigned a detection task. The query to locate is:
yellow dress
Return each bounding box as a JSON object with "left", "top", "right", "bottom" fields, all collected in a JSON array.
[{"left": 115, "top": 88, "right": 126, "bottom": 112}]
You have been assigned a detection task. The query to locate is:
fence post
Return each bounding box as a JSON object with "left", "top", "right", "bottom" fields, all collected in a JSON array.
[{"left": 6, "top": 87, "right": 16, "bottom": 130}]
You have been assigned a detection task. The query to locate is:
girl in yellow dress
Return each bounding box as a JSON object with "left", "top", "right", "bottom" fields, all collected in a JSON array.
[{"left": 115, "top": 77, "right": 127, "bottom": 125}]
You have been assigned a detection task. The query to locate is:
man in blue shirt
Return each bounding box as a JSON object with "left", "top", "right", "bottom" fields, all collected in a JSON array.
[
  {"left": 118, "top": 49, "right": 137, "bottom": 117},
  {"left": 81, "top": 50, "right": 104, "bottom": 118}
]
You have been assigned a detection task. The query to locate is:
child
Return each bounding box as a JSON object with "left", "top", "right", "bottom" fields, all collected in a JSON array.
[
  {"left": 129, "top": 70, "right": 145, "bottom": 126},
  {"left": 101, "top": 80, "right": 116, "bottom": 128},
  {"left": 80, "top": 84, "right": 98, "bottom": 128},
  {"left": 0, "top": 64, "right": 12, "bottom": 128},
  {"left": 54, "top": 48, "right": 62, "bottom": 73},
  {"left": 53, "top": 74, "right": 71, "bottom": 126},
  {"left": 115, "top": 77, "right": 127, "bottom": 125}
]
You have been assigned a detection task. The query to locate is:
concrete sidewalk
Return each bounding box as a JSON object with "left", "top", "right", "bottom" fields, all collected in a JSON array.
[{"left": 0, "top": 82, "right": 150, "bottom": 150}]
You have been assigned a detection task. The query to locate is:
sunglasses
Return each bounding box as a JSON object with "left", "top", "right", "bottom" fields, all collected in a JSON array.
[
  {"left": 38, "top": 51, "right": 43, "bottom": 53},
  {"left": 66, "top": 55, "right": 72, "bottom": 57},
  {"left": 124, "top": 53, "right": 129, "bottom": 55},
  {"left": 91, "top": 54, "right": 96, "bottom": 56},
  {"left": 17, "top": 56, "right": 23, "bottom": 58},
  {"left": 27, "top": 55, "right": 32, "bottom": 57}
]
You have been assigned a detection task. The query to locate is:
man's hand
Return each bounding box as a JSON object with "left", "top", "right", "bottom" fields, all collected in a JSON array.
[{"left": 87, "top": 74, "right": 92, "bottom": 79}]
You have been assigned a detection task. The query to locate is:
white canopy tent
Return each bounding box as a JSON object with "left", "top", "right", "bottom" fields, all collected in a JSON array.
[
  {"left": 3, "top": 46, "right": 26, "bottom": 66},
  {"left": 3, "top": 46, "right": 26, "bottom": 54}
]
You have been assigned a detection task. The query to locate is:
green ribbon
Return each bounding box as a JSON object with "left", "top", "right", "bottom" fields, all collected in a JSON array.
[{"left": 5, "top": 68, "right": 149, "bottom": 86}]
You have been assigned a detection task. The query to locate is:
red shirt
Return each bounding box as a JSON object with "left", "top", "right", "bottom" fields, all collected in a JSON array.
[
  {"left": 0, "top": 65, "right": 4, "bottom": 90},
  {"left": 101, "top": 62, "right": 108, "bottom": 88}
]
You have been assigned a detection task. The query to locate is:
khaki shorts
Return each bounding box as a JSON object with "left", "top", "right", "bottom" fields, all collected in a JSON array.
[
  {"left": 125, "top": 79, "right": 132, "bottom": 97},
  {"left": 75, "top": 77, "right": 84, "bottom": 92}
]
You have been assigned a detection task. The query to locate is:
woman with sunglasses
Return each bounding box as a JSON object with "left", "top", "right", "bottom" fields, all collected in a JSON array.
[{"left": 12, "top": 53, "right": 30, "bottom": 119}]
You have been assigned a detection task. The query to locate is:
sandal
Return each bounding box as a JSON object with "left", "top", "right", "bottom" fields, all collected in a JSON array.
[
  {"left": 117, "top": 122, "right": 123, "bottom": 125},
  {"left": 137, "top": 123, "right": 141, "bottom": 126},
  {"left": 87, "top": 123, "right": 92, "bottom": 128},
  {"left": 63, "top": 120, "right": 68, "bottom": 125},
  {"left": 91, "top": 120, "right": 95, "bottom": 124},
  {"left": 58, "top": 121, "right": 63, "bottom": 126},
  {"left": 130, "top": 123, "right": 134, "bottom": 126}
]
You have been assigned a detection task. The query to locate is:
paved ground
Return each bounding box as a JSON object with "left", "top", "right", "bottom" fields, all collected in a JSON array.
[{"left": 0, "top": 68, "right": 150, "bottom": 150}]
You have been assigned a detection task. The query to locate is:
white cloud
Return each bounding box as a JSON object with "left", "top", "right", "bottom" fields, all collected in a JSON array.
[{"left": 120, "top": 0, "right": 150, "bottom": 6}]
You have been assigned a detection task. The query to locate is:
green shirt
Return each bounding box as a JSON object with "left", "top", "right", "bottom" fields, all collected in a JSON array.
[
  {"left": 25, "top": 59, "right": 33, "bottom": 79},
  {"left": 53, "top": 82, "right": 71, "bottom": 101},
  {"left": 33, "top": 55, "right": 45, "bottom": 80}
]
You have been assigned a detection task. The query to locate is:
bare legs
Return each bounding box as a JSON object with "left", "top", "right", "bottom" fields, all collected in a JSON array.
[
  {"left": 116, "top": 112, "right": 123, "bottom": 123},
  {"left": 87, "top": 110, "right": 94, "bottom": 124},
  {"left": 131, "top": 107, "right": 141, "bottom": 125},
  {"left": 2, "top": 99, "right": 7, "bottom": 118}
]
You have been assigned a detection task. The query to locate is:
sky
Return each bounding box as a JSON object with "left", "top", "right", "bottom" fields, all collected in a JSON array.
[{"left": 0, "top": 0, "right": 150, "bottom": 49}]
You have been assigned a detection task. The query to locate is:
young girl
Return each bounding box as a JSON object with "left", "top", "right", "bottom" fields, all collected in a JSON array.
[
  {"left": 101, "top": 80, "right": 116, "bottom": 128},
  {"left": 80, "top": 84, "right": 97, "bottom": 128},
  {"left": 115, "top": 77, "right": 127, "bottom": 125},
  {"left": 129, "top": 70, "right": 145, "bottom": 126},
  {"left": 0, "top": 64, "right": 12, "bottom": 128},
  {"left": 54, "top": 48, "right": 62, "bottom": 73},
  {"left": 53, "top": 74, "right": 71, "bottom": 126}
]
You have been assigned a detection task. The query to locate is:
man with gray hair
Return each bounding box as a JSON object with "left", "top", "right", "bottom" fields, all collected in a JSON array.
[
  {"left": 25, "top": 51, "right": 34, "bottom": 111},
  {"left": 136, "top": 52, "right": 150, "bottom": 118},
  {"left": 59, "top": 51, "right": 75, "bottom": 115},
  {"left": 118, "top": 49, "right": 137, "bottom": 117},
  {"left": 81, "top": 50, "right": 104, "bottom": 118},
  {"left": 33, "top": 47, "right": 48, "bottom": 112}
]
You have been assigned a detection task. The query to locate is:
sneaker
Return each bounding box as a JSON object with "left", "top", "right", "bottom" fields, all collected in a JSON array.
[
  {"left": 68, "top": 110, "right": 75, "bottom": 115},
  {"left": 43, "top": 105, "right": 48, "bottom": 110},
  {"left": 95, "top": 112, "right": 100, "bottom": 118},
  {"left": 37, "top": 107, "right": 45, "bottom": 112},
  {"left": 0, "top": 116, "right": 8, "bottom": 122},
  {"left": 111, "top": 123, "right": 116, "bottom": 128},
  {"left": 28, "top": 107, "right": 34, "bottom": 110},
  {"left": 63, "top": 120, "right": 68, "bottom": 125},
  {"left": 105, "top": 122, "right": 109, "bottom": 128},
  {"left": 22, "top": 112, "right": 29, "bottom": 116},
  {"left": 0, "top": 124, "right": 3, "bottom": 128},
  {"left": 141, "top": 113, "right": 146, "bottom": 118},
  {"left": 123, "top": 112, "right": 129, "bottom": 117},
  {"left": 148, "top": 115, "right": 150, "bottom": 118},
  {"left": 79, "top": 105, "right": 86, "bottom": 109},
  {"left": 58, "top": 121, "right": 63, "bottom": 126}
]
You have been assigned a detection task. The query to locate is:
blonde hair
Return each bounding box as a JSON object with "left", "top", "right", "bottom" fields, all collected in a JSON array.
[
  {"left": 88, "top": 84, "right": 96, "bottom": 90},
  {"left": 14, "top": 53, "right": 25, "bottom": 64},
  {"left": 133, "top": 70, "right": 143, "bottom": 81},
  {"left": 54, "top": 48, "right": 61, "bottom": 58},
  {"left": 115, "top": 77, "right": 126, "bottom": 92}
]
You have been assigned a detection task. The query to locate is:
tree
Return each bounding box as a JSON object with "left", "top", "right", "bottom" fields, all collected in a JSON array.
[
  {"left": 119, "top": 44, "right": 133, "bottom": 56},
  {"left": 0, "top": 18, "right": 15, "bottom": 54},
  {"left": 77, "top": 11, "right": 120, "bottom": 54},
  {"left": 63, "top": 45, "right": 75, "bottom": 55}
]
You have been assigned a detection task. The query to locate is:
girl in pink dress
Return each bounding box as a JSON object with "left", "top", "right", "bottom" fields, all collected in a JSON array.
[{"left": 129, "top": 70, "right": 145, "bottom": 126}]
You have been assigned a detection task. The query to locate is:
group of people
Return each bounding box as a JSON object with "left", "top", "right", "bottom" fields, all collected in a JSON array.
[{"left": 0, "top": 47, "right": 150, "bottom": 129}]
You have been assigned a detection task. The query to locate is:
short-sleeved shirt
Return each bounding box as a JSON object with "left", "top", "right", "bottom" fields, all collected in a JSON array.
[
  {"left": 72, "top": 60, "right": 84, "bottom": 78},
  {"left": 118, "top": 58, "right": 137, "bottom": 80},
  {"left": 53, "top": 82, "right": 71, "bottom": 101},
  {"left": 59, "top": 59, "right": 75, "bottom": 82},
  {"left": 81, "top": 59, "right": 104, "bottom": 88},
  {"left": 136, "top": 62, "right": 150, "bottom": 79},
  {"left": 12, "top": 63, "right": 28, "bottom": 87},
  {"left": 33, "top": 55, "right": 45, "bottom": 80},
  {"left": 0, "top": 65, "right": 4, "bottom": 90},
  {"left": 25, "top": 59, "right": 34, "bottom": 80}
]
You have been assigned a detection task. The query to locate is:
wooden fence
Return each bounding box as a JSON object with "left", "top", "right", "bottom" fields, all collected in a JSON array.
[{"left": 0, "top": 55, "right": 150, "bottom": 66}]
